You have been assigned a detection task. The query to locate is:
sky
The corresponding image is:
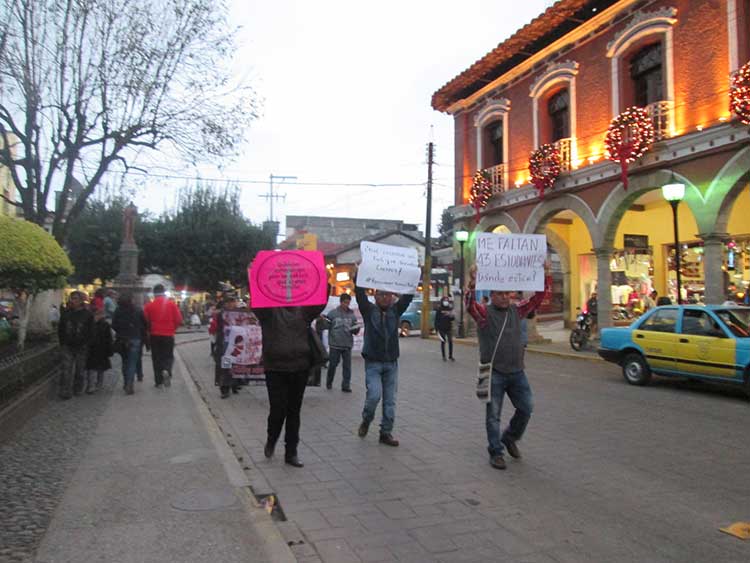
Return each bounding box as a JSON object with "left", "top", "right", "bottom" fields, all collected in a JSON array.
[{"left": 130, "top": 0, "right": 556, "bottom": 238}]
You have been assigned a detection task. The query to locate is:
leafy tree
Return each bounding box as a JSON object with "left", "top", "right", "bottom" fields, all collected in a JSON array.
[
  {"left": 141, "top": 185, "right": 274, "bottom": 290},
  {"left": 438, "top": 207, "right": 454, "bottom": 247},
  {"left": 0, "top": 0, "right": 257, "bottom": 243},
  {"left": 0, "top": 216, "right": 73, "bottom": 349}
]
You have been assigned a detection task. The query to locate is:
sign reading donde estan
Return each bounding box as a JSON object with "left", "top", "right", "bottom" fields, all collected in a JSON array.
[
  {"left": 356, "top": 242, "right": 421, "bottom": 295},
  {"left": 475, "top": 233, "right": 547, "bottom": 292}
]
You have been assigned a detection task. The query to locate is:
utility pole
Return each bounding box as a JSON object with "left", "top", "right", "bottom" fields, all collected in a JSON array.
[
  {"left": 259, "top": 174, "right": 296, "bottom": 245},
  {"left": 420, "top": 142, "right": 434, "bottom": 338}
]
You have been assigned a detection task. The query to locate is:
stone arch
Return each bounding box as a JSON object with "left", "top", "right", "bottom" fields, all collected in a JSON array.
[
  {"left": 477, "top": 211, "right": 520, "bottom": 234},
  {"left": 544, "top": 227, "right": 572, "bottom": 324},
  {"left": 707, "top": 145, "right": 750, "bottom": 234},
  {"left": 598, "top": 169, "right": 703, "bottom": 249},
  {"left": 523, "top": 193, "right": 600, "bottom": 247}
]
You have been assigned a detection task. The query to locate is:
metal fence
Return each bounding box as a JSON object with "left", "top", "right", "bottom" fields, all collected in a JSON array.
[{"left": 0, "top": 343, "right": 60, "bottom": 407}]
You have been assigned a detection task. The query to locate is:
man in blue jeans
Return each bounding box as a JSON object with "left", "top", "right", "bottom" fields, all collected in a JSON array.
[
  {"left": 319, "top": 293, "right": 360, "bottom": 392},
  {"left": 354, "top": 284, "right": 413, "bottom": 447},
  {"left": 466, "top": 265, "right": 550, "bottom": 470}
]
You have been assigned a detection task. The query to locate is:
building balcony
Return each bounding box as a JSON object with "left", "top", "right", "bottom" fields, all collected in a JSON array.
[
  {"left": 482, "top": 163, "right": 506, "bottom": 194},
  {"left": 646, "top": 100, "right": 674, "bottom": 141},
  {"left": 553, "top": 137, "right": 573, "bottom": 172}
]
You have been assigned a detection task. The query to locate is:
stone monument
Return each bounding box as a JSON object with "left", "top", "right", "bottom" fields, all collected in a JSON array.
[{"left": 114, "top": 202, "right": 145, "bottom": 305}]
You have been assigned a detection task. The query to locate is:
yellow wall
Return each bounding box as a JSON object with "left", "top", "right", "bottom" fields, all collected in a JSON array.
[{"left": 727, "top": 184, "right": 750, "bottom": 236}]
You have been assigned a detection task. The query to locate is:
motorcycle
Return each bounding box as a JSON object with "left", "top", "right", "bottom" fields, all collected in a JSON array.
[{"left": 569, "top": 308, "right": 593, "bottom": 351}]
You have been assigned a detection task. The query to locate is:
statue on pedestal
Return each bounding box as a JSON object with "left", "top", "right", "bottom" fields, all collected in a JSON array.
[{"left": 123, "top": 202, "right": 138, "bottom": 244}]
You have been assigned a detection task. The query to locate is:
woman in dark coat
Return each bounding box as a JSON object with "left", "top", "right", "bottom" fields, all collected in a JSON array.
[
  {"left": 111, "top": 294, "right": 148, "bottom": 395},
  {"left": 434, "top": 297, "right": 455, "bottom": 361},
  {"left": 85, "top": 309, "right": 113, "bottom": 393}
]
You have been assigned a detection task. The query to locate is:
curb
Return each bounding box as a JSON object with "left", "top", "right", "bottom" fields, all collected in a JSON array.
[{"left": 174, "top": 350, "right": 296, "bottom": 563}]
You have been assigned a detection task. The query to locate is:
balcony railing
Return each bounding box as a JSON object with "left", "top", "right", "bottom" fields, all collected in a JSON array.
[
  {"left": 646, "top": 100, "right": 674, "bottom": 141},
  {"left": 553, "top": 137, "right": 573, "bottom": 172},
  {"left": 483, "top": 163, "right": 506, "bottom": 194}
]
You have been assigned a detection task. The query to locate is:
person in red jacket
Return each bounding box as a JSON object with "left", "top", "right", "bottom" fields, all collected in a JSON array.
[{"left": 143, "top": 284, "right": 183, "bottom": 388}]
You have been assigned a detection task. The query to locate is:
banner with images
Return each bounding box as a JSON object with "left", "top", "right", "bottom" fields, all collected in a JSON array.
[
  {"left": 249, "top": 250, "right": 328, "bottom": 308},
  {"left": 356, "top": 242, "right": 421, "bottom": 295},
  {"left": 475, "top": 233, "right": 547, "bottom": 292},
  {"left": 220, "top": 309, "right": 264, "bottom": 380}
]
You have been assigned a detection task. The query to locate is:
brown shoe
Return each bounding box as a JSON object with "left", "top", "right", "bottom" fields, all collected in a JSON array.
[
  {"left": 378, "top": 434, "right": 399, "bottom": 447},
  {"left": 501, "top": 437, "right": 521, "bottom": 459},
  {"left": 358, "top": 421, "right": 369, "bottom": 438},
  {"left": 489, "top": 455, "right": 506, "bottom": 470}
]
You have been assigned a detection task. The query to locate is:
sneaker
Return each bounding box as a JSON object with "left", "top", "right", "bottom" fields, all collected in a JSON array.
[
  {"left": 378, "top": 434, "right": 399, "bottom": 447},
  {"left": 341, "top": 387, "right": 352, "bottom": 393},
  {"left": 125, "top": 383, "right": 135, "bottom": 395},
  {"left": 489, "top": 455, "right": 506, "bottom": 470},
  {"left": 162, "top": 370, "right": 171, "bottom": 388},
  {"left": 501, "top": 437, "right": 521, "bottom": 459},
  {"left": 358, "top": 420, "right": 370, "bottom": 438}
]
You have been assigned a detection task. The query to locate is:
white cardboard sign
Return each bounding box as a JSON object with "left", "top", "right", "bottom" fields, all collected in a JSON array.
[
  {"left": 356, "top": 242, "right": 421, "bottom": 294},
  {"left": 475, "top": 233, "right": 546, "bottom": 292}
]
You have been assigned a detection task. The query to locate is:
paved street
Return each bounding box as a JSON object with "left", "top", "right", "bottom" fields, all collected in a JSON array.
[{"left": 180, "top": 336, "right": 750, "bottom": 563}]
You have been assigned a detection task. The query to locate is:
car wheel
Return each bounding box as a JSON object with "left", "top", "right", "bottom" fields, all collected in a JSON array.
[
  {"left": 569, "top": 329, "right": 585, "bottom": 351},
  {"left": 399, "top": 321, "right": 411, "bottom": 337},
  {"left": 622, "top": 352, "right": 652, "bottom": 386}
]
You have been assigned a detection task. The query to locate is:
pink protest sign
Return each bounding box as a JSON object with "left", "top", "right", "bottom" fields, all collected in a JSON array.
[{"left": 249, "top": 250, "right": 328, "bottom": 308}]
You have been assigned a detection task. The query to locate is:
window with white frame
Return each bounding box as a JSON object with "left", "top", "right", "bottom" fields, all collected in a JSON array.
[
  {"left": 474, "top": 98, "right": 510, "bottom": 192},
  {"left": 607, "top": 8, "right": 676, "bottom": 139},
  {"left": 529, "top": 61, "right": 578, "bottom": 171}
]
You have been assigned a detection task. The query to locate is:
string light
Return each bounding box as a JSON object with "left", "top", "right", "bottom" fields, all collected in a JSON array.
[
  {"left": 730, "top": 60, "right": 750, "bottom": 124},
  {"left": 528, "top": 143, "right": 561, "bottom": 199},
  {"left": 604, "top": 106, "right": 655, "bottom": 190},
  {"left": 469, "top": 170, "right": 492, "bottom": 221}
]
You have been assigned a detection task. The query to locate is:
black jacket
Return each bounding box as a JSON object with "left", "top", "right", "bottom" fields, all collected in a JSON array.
[
  {"left": 355, "top": 287, "right": 412, "bottom": 362},
  {"left": 112, "top": 305, "right": 147, "bottom": 341},
  {"left": 58, "top": 307, "right": 94, "bottom": 349},
  {"left": 252, "top": 303, "right": 326, "bottom": 372}
]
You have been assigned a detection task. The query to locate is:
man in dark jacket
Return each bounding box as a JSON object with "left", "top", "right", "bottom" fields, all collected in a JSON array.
[
  {"left": 355, "top": 285, "right": 413, "bottom": 447},
  {"left": 319, "top": 293, "right": 360, "bottom": 392},
  {"left": 253, "top": 301, "right": 326, "bottom": 468},
  {"left": 58, "top": 291, "right": 94, "bottom": 399}
]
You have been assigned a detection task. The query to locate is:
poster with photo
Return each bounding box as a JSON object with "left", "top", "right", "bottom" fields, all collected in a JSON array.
[{"left": 220, "top": 309, "right": 264, "bottom": 381}]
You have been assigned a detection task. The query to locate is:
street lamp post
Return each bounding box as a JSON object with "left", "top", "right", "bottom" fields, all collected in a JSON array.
[
  {"left": 662, "top": 177, "right": 685, "bottom": 304},
  {"left": 455, "top": 229, "right": 469, "bottom": 338}
]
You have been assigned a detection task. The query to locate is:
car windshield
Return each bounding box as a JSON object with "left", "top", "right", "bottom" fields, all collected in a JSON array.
[{"left": 715, "top": 309, "right": 750, "bottom": 338}]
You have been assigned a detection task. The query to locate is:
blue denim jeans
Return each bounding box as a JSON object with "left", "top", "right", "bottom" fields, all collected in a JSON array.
[
  {"left": 485, "top": 369, "right": 533, "bottom": 457},
  {"left": 327, "top": 347, "right": 352, "bottom": 389},
  {"left": 121, "top": 338, "right": 141, "bottom": 387},
  {"left": 362, "top": 360, "right": 398, "bottom": 434}
]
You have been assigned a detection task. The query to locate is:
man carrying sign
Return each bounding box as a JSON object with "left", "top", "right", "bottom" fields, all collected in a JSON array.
[{"left": 466, "top": 234, "right": 551, "bottom": 471}]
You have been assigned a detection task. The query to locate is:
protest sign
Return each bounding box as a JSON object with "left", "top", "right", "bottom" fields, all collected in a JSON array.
[
  {"left": 219, "top": 310, "right": 264, "bottom": 380},
  {"left": 475, "top": 233, "right": 546, "bottom": 292},
  {"left": 249, "top": 250, "right": 328, "bottom": 308},
  {"left": 356, "top": 242, "right": 420, "bottom": 294}
]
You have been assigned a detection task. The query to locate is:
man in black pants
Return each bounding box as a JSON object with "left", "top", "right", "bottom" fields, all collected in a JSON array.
[{"left": 253, "top": 300, "right": 326, "bottom": 468}]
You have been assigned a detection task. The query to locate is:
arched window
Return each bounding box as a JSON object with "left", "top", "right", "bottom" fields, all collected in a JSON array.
[
  {"left": 474, "top": 98, "right": 510, "bottom": 192},
  {"left": 547, "top": 89, "right": 570, "bottom": 142},
  {"left": 483, "top": 120, "right": 504, "bottom": 167},
  {"left": 630, "top": 43, "right": 664, "bottom": 107}
]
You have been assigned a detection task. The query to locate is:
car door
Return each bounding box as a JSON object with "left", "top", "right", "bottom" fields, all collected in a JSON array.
[
  {"left": 632, "top": 308, "right": 679, "bottom": 373},
  {"left": 676, "top": 309, "right": 737, "bottom": 380}
]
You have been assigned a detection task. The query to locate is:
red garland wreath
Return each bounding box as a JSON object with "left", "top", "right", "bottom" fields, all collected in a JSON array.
[
  {"left": 469, "top": 170, "right": 492, "bottom": 221},
  {"left": 528, "top": 143, "right": 562, "bottom": 199},
  {"left": 730, "top": 60, "right": 750, "bottom": 125},
  {"left": 604, "top": 106, "right": 655, "bottom": 190}
]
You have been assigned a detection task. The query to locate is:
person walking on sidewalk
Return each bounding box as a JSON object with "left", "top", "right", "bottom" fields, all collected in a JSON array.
[
  {"left": 319, "top": 293, "right": 360, "bottom": 392},
  {"left": 58, "top": 291, "right": 94, "bottom": 399},
  {"left": 253, "top": 299, "right": 327, "bottom": 468},
  {"left": 354, "top": 283, "right": 413, "bottom": 447},
  {"left": 466, "top": 265, "right": 550, "bottom": 470},
  {"left": 143, "top": 284, "right": 183, "bottom": 388},
  {"left": 112, "top": 293, "right": 148, "bottom": 395},
  {"left": 434, "top": 297, "right": 455, "bottom": 361},
  {"left": 85, "top": 309, "right": 113, "bottom": 393}
]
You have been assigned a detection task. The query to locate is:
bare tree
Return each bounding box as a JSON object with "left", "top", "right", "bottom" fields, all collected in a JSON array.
[{"left": 0, "top": 0, "right": 257, "bottom": 243}]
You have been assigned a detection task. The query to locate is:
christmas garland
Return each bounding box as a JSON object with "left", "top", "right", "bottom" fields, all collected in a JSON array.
[
  {"left": 469, "top": 170, "right": 492, "bottom": 221},
  {"left": 528, "top": 143, "right": 562, "bottom": 199},
  {"left": 730, "top": 60, "right": 750, "bottom": 125},
  {"left": 604, "top": 106, "right": 655, "bottom": 190}
]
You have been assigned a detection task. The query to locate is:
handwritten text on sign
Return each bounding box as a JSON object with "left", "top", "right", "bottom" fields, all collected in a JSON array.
[
  {"left": 475, "top": 233, "right": 546, "bottom": 292},
  {"left": 356, "top": 242, "right": 420, "bottom": 294},
  {"left": 249, "top": 250, "right": 328, "bottom": 308}
]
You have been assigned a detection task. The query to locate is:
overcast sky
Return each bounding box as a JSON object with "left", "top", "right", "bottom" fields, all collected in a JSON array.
[{"left": 131, "top": 0, "right": 555, "bottom": 236}]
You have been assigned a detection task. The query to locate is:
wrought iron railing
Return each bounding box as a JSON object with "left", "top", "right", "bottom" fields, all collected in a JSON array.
[
  {"left": 553, "top": 137, "right": 573, "bottom": 172},
  {"left": 646, "top": 100, "right": 674, "bottom": 141},
  {"left": 483, "top": 163, "right": 506, "bottom": 194}
]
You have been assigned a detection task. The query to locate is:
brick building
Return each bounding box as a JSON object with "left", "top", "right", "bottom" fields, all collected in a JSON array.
[{"left": 433, "top": 0, "right": 750, "bottom": 327}]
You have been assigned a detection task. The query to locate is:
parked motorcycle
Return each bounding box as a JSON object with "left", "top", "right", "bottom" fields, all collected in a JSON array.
[{"left": 570, "top": 308, "right": 593, "bottom": 351}]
